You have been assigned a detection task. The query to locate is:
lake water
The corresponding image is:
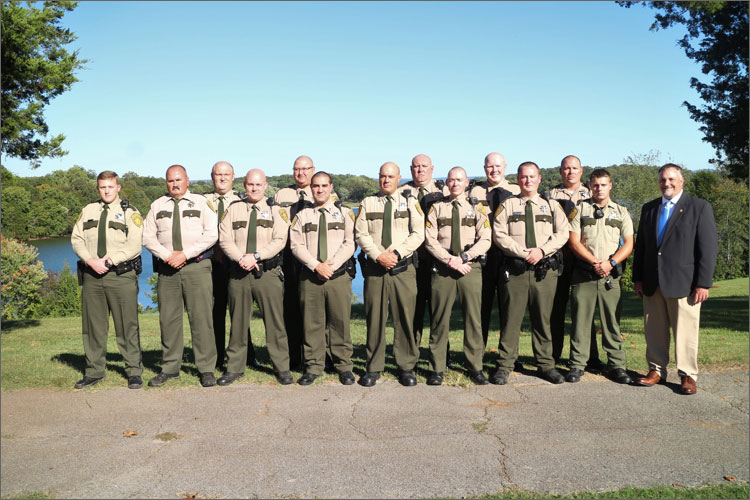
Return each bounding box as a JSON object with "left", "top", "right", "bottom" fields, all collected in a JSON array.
[{"left": 28, "top": 237, "right": 366, "bottom": 308}]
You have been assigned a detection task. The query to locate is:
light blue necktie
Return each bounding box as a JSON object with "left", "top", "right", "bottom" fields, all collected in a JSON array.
[{"left": 656, "top": 200, "right": 673, "bottom": 246}]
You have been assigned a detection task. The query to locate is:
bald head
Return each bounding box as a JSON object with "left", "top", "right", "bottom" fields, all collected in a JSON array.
[
  {"left": 446, "top": 166, "right": 468, "bottom": 199},
  {"left": 166, "top": 165, "right": 189, "bottom": 199},
  {"left": 410, "top": 154, "right": 434, "bottom": 187},
  {"left": 244, "top": 168, "right": 268, "bottom": 203},
  {"left": 211, "top": 161, "right": 235, "bottom": 195},
  {"left": 484, "top": 152, "right": 507, "bottom": 186},
  {"left": 293, "top": 155, "right": 315, "bottom": 188},
  {"left": 379, "top": 162, "right": 401, "bottom": 195}
]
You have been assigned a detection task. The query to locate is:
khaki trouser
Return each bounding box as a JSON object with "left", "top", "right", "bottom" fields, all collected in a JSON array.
[
  {"left": 299, "top": 270, "right": 354, "bottom": 375},
  {"left": 226, "top": 266, "right": 290, "bottom": 374},
  {"left": 569, "top": 271, "right": 626, "bottom": 370},
  {"left": 157, "top": 259, "right": 217, "bottom": 374},
  {"left": 643, "top": 286, "right": 701, "bottom": 381},
  {"left": 429, "top": 262, "right": 484, "bottom": 372},
  {"left": 497, "top": 269, "right": 557, "bottom": 371},
  {"left": 81, "top": 269, "right": 143, "bottom": 378},
  {"left": 363, "top": 264, "right": 419, "bottom": 372}
]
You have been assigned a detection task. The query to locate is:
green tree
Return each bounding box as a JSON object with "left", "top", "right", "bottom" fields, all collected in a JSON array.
[
  {"left": 37, "top": 261, "right": 81, "bottom": 317},
  {"left": 618, "top": 1, "right": 749, "bottom": 181},
  {"left": 1, "top": 185, "right": 31, "bottom": 238},
  {"left": 1, "top": 1, "right": 87, "bottom": 167},
  {"left": 1, "top": 235, "right": 47, "bottom": 320}
]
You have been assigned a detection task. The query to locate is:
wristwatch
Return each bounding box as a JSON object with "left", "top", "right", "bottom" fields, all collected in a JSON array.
[
  {"left": 460, "top": 252, "right": 469, "bottom": 263},
  {"left": 609, "top": 258, "right": 617, "bottom": 268},
  {"left": 254, "top": 252, "right": 261, "bottom": 261}
]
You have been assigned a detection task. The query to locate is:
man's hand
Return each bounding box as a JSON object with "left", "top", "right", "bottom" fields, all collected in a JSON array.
[
  {"left": 239, "top": 253, "right": 259, "bottom": 271},
  {"left": 86, "top": 257, "right": 109, "bottom": 275},
  {"left": 315, "top": 262, "right": 334, "bottom": 281},
  {"left": 690, "top": 287, "right": 710, "bottom": 305},
  {"left": 447, "top": 256, "right": 472, "bottom": 275},
  {"left": 634, "top": 281, "right": 643, "bottom": 298},
  {"left": 592, "top": 259, "right": 612, "bottom": 277},
  {"left": 376, "top": 251, "right": 399, "bottom": 270},
  {"left": 524, "top": 248, "right": 544, "bottom": 266},
  {"left": 166, "top": 250, "right": 187, "bottom": 269}
]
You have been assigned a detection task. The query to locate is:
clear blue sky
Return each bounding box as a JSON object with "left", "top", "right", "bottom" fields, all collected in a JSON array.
[{"left": 2, "top": 1, "right": 717, "bottom": 180}]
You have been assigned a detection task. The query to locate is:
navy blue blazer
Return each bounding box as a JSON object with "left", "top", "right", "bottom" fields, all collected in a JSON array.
[{"left": 632, "top": 192, "right": 717, "bottom": 298}]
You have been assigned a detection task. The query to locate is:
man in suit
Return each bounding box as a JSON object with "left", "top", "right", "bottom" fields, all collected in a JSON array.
[{"left": 632, "top": 164, "right": 717, "bottom": 395}]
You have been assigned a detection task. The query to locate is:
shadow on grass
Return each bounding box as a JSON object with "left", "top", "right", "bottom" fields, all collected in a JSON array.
[
  {"left": 2, "top": 319, "right": 41, "bottom": 333},
  {"left": 701, "top": 296, "right": 749, "bottom": 331}
]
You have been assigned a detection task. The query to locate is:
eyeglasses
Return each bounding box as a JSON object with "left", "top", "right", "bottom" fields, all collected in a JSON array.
[{"left": 293, "top": 167, "right": 313, "bottom": 173}]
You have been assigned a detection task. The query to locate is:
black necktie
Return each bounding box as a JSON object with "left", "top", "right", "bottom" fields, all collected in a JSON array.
[{"left": 97, "top": 204, "right": 109, "bottom": 257}]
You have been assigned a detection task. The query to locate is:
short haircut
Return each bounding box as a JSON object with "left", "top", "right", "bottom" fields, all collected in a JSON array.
[
  {"left": 166, "top": 164, "right": 186, "bottom": 176},
  {"left": 589, "top": 168, "right": 611, "bottom": 182},
  {"left": 97, "top": 170, "right": 119, "bottom": 182},
  {"left": 658, "top": 163, "right": 683, "bottom": 177},
  {"left": 560, "top": 155, "right": 580, "bottom": 167},
  {"left": 447, "top": 166, "right": 466, "bottom": 178},
  {"left": 311, "top": 171, "right": 332, "bottom": 184},
  {"left": 518, "top": 161, "right": 540, "bottom": 174}
]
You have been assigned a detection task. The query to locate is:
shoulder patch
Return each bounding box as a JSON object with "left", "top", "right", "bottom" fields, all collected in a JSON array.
[
  {"left": 568, "top": 206, "right": 578, "bottom": 221},
  {"left": 291, "top": 214, "right": 299, "bottom": 226},
  {"left": 131, "top": 213, "right": 143, "bottom": 228},
  {"left": 415, "top": 202, "right": 424, "bottom": 216},
  {"left": 279, "top": 208, "right": 289, "bottom": 223},
  {"left": 494, "top": 205, "right": 505, "bottom": 218},
  {"left": 206, "top": 199, "right": 215, "bottom": 212},
  {"left": 425, "top": 220, "right": 432, "bottom": 228},
  {"left": 348, "top": 209, "right": 356, "bottom": 222},
  {"left": 476, "top": 204, "right": 487, "bottom": 216},
  {"left": 331, "top": 192, "right": 340, "bottom": 201},
  {"left": 484, "top": 219, "right": 490, "bottom": 228}
]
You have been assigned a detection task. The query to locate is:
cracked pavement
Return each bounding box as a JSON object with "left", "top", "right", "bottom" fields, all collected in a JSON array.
[{"left": 2, "top": 368, "right": 748, "bottom": 499}]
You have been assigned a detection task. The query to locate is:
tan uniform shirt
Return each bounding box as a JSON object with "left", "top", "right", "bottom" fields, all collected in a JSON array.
[
  {"left": 570, "top": 199, "right": 633, "bottom": 261},
  {"left": 219, "top": 198, "right": 290, "bottom": 262},
  {"left": 274, "top": 185, "right": 313, "bottom": 210},
  {"left": 71, "top": 197, "right": 143, "bottom": 265},
  {"left": 468, "top": 181, "right": 519, "bottom": 223},
  {"left": 399, "top": 179, "right": 448, "bottom": 199},
  {"left": 493, "top": 194, "right": 570, "bottom": 258},
  {"left": 425, "top": 194, "right": 491, "bottom": 264},
  {"left": 548, "top": 184, "right": 590, "bottom": 205},
  {"left": 142, "top": 190, "right": 218, "bottom": 261},
  {"left": 354, "top": 191, "right": 425, "bottom": 260},
  {"left": 205, "top": 190, "right": 242, "bottom": 218},
  {"left": 289, "top": 199, "right": 356, "bottom": 272}
]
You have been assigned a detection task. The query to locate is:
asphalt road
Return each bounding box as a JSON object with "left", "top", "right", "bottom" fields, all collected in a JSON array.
[{"left": 2, "top": 368, "right": 748, "bottom": 499}]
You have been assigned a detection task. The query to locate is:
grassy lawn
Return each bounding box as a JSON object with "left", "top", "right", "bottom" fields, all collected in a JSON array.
[
  {"left": 1, "top": 278, "right": 747, "bottom": 391},
  {"left": 475, "top": 482, "right": 749, "bottom": 499}
]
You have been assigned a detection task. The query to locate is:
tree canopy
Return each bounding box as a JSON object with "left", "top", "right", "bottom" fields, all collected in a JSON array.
[
  {"left": 618, "top": 1, "right": 749, "bottom": 181},
  {"left": 1, "top": 1, "right": 86, "bottom": 167}
]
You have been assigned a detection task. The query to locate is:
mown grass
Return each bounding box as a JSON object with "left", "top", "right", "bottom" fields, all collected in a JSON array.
[
  {"left": 1, "top": 278, "right": 747, "bottom": 391},
  {"left": 474, "top": 481, "right": 748, "bottom": 499}
]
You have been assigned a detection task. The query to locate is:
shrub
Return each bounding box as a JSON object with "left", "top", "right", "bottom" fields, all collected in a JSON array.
[
  {"left": 37, "top": 262, "right": 81, "bottom": 317},
  {"left": 1, "top": 236, "right": 47, "bottom": 320}
]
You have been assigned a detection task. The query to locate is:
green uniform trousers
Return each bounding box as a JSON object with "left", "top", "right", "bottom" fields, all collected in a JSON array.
[
  {"left": 226, "top": 266, "right": 290, "bottom": 374},
  {"left": 429, "top": 262, "right": 484, "bottom": 372},
  {"left": 363, "top": 263, "right": 419, "bottom": 372},
  {"left": 299, "top": 270, "right": 353, "bottom": 375},
  {"left": 550, "top": 256, "right": 598, "bottom": 362},
  {"left": 81, "top": 269, "right": 143, "bottom": 378},
  {"left": 569, "top": 271, "right": 626, "bottom": 370},
  {"left": 481, "top": 250, "right": 504, "bottom": 347},
  {"left": 497, "top": 269, "right": 557, "bottom": 371},
  {"left": 156, "top": 259, "right": 217, "bottom": 374}
]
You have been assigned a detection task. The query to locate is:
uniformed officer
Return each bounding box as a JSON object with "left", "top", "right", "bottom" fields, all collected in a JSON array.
[
  {"left": 355, "top": 162, "right": 425, "bottom": 387},
  {"left": 143, "top": 165, "right": 219, "bottom": 388},
  {"left": 468, "top": 152, "right": 519, "bottom": 348},
  {"left": 217, "top": 169, "right": 293, "bottom": 386},
  {"left": 424, "top": 166, "right": 491, "bottom": 386},
  {"left": 71, "top": 171, "right": 144, "bottom": 389},
  {"left": 204, "top": 161, "right": 261, "bottom": 370},
  {"left": 546, "top": 154, "right": 599, "bottom": 367},
  {"left": 491, "top": 162, "right": 570, "bottom": 385},
  {"left": 399, "top": 153, "right": 449, "bottom": 349},
  {"left": 290, "top": 171, "right": 357, "bottom": 385},
  {"left": 566, "top": 169, "right": 633, "bottom": 384}
]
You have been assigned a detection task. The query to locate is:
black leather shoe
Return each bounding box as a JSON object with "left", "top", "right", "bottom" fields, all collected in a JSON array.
[
  {"left": 609, "top": 368, "right": 632, "bottom": 385},
  {"left": 218, "top": 372, "right": 244, "bottom": 386},
  {"left": 426, "top": 371, "right": 443, "bottom": 386},
  {"left": 247, "top": 357, "right": 263, "bottom": 370},
  {"left": 359, "top": 372, "right": 380, "bottom": 387},
  {"left": 539, "top": 368, "right": 565, "bottom": 384},
  {"left": 148, "top": 372, "right": 180, "bottom": 387},
  {"left": 74, "top": 376, "right": 103, "bottom": 389},
  {"left": 398, "top": 370, "right": 417, "bottom": 387},
  {"left": 468, "top": 370, "right": 489, "bottom": 385},
  {"left": 298, "top": 372, "right": 319, "bottom": 386},
  {"left": 275, "top": 371, "right": 294, "bottom": 385},
  {"left": 127, "top": 376, "right": 143, "bottom": 389},
  {"left": 490, "top": 370, "right": 509, "bottom": 385},
  {"left": 339, "top": 371, "right": 355, "bottom": 385},
  {"left": 565, "top": 368, "right": 584, "bottom": 383},
  {"left": 200, "top": 372, "right": 217, "bottom": 387}
]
